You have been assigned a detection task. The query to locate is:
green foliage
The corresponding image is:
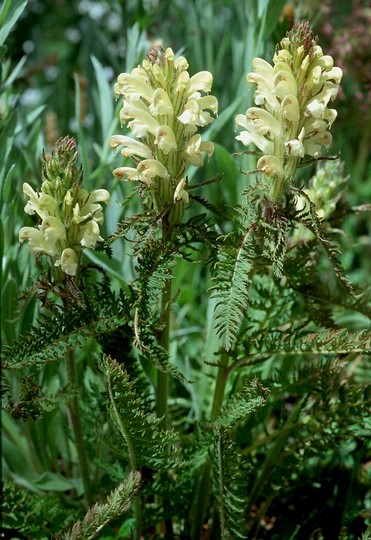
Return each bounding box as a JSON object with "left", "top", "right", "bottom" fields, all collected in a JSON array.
[
  {"left": 100, "top": 354, "right": 181, "bottom": 471},
  {"left": 211, "top": 430, "right": 247, "bottom": 539},
  {"left": 2, "top": 1, "right": 371, "bottom": 539},
  {"left": 210, "top": 205, "right": 258, "bottom": 350},
  {"left": 3, "top": 279, "right": 133, "bottom": 371},
  {"left": 57, "top": 471, "right": 142, "bottom": 540},
  {"left": 2, "top": 478, "right": 77, "bottom": 538}
]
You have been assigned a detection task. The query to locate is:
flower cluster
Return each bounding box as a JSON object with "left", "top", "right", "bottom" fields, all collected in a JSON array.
[
  {"left": 294, "top": 159, "right": 348, "bottom": 243},
  {"left": 110, "top": 44, "right": 217, "bottom": 223},
  {"left": 19, "top": 137, "right": 110, "bottom": 276},
  {"left": 236, "top": 20, "right": 342, "bottom": 201}
]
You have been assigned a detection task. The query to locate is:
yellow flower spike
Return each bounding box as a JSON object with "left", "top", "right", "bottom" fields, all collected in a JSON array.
[
  {"left": 111, "top": 44, "right": 217, "bottom": 223},
  {"left": 20, "top": 137, "right": 109, "bottom": 275},
  {"left": 236, "top": 20, "right": 342, "bottom": 201}
]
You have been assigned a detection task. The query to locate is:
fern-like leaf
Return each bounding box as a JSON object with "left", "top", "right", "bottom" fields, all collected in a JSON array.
[
  {"left": 100, "top": 354, "right": 181, "bottom": 470},
  {"left": 57, "top": 471, "right": 141, "bottom": 540},
  {"left": 2, "top": 313, "right": 130, "bottom": 371},
  {"left": 215, "top": 377, "right": 269, "bottom": 429},
  {"left": 211, "top": 221, "right": 257, "bottom": 350},
  {"left": 250, "top": 328, "right": 371, "bottom": 356},
  {"left": 211, "top": 429, "right": 248, "bottom": 539}
]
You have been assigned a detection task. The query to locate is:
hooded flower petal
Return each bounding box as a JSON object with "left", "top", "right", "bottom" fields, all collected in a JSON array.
[
  {"left": 55, "top": 248, "right": 78, "bottom": 276},
  {"left": 257, "top": 155, "right": 284, "bottom": 179},
  {"left": 110, "top": 135, "right": 153, "bottom": 159},
  {"left": 19, "top": 227, "right": 56, "bottom": 256},
  {"left": 187, "top": 71, "right": 213, "bottom": 96},
  {"left": 79, "top": 220, "right": 103, "bottom": 248},
  {"left": 173, "top": 178, "right": 189, "bottom": 203},
  {"left": 155, "top": 125, "right": 177, "bottom": 154},
  {"left": 150, "top": 88, "right": 174, "bottom": 116},
  {"left": 112, "top": 166, "right": 141, "bottom": 181},
  {"left": 137, "top": 159, "right": 169, "bottom": 180}
]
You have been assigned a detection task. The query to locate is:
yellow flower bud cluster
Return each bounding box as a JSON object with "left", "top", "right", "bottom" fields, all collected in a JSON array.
[
  {"left": 19, "top": 137, "right": 110, "bottom": 276},
  {"left": 236, "top": 21, "right": 342, "bottom": 201},
  {"left": 110, "top": 45, "right": 217, "bottom": 223}
]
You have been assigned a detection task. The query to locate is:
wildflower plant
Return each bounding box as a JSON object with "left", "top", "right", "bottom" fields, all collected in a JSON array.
[{"left": 2, "top": 9, "right": 371, "bottom": 540}]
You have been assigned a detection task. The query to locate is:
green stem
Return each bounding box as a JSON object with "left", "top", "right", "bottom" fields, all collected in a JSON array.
[
  {"left": 156, "top": 223, "right": 173, "bottom": 429},
  {"left": 156, "top": 275, "right": 171, "bottom": 427},
  {"left": 107, "top": 368, "right": 142, "bottom": 540},
  {"left": 155, "top": 220, "right": 173, "bottom": 535},
  {"left": 66, "top": 348, "right": 92, "bottom": 505},
  {"left": 190, "top": 349, "right": 230, "bottom": 540},
  {"left": 211, "top": 349, "right": 230, "bottom": 421},
  {"left": 246, "top": 397, "right": 305, "bottom": 515}
]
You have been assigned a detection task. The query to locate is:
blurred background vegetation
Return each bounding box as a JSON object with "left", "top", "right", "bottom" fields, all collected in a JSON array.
[{"left": 1, "top": 0, "right": 370, "bottom": 538}]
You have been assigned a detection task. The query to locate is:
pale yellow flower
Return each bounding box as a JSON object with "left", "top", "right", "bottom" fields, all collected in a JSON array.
[
  {"left": 55, "top": 248, "right": 78, "bottom": 276},
  {"left": 236, "top": 21, "right": 342, "bottom": 200},
  {"left": 110, "top": 45, "right": 217, "bottom": 223},
  {"left": 22, "top": 183, "right": 58, "bottom": 219},
  {"left": 20, "top": 137, "right": 110, "bottom": 276},
  {"left": 173, "top": 178, "right": 189, "bottom": 203}
]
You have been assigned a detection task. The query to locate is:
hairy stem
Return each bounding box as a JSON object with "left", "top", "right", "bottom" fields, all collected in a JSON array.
[
  {"left": 156, "top": 221, "right": 173, "bottom": 429},
  {"left": 66, "top": 349, "right": 92, "bottom": 505},
  {"left": 107, "top": 368, "right": 142, "bottom": 540},
  {"left": 190, "top": 349, "right": 230, "bottom": 539},
  {"left": 156, "top": 275, "right": 171, "bottom": 428},
  {"left": 154, "top": 222, "right": 174, "bottom": 536}
]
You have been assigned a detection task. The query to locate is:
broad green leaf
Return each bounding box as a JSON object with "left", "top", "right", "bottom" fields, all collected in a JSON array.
[{"left": 91, "top": 55, "right": 114, "bottom": 143}]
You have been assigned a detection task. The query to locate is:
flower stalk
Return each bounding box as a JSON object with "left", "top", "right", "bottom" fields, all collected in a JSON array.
[
  {"left": 18, "top": 137, "right": 110, "bottom": 505},
  {"left": 66, "top": 348, "right": 93, "bottom": 505},
  {"left": 111, "top": 46, "right": 218, "bottom": 428}
]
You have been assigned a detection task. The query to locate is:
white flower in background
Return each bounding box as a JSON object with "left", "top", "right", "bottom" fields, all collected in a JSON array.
[
  {"left": 110, "top": 45, "right": 218, "bottom": 223},
  {"left": 236, "top": 21, "right": 342, "bottom": 201}
]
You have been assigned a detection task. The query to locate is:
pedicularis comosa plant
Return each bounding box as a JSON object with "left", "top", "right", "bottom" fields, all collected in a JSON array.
[{"left": 3, "top": 22, "right": 371, "bottom": 540}]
